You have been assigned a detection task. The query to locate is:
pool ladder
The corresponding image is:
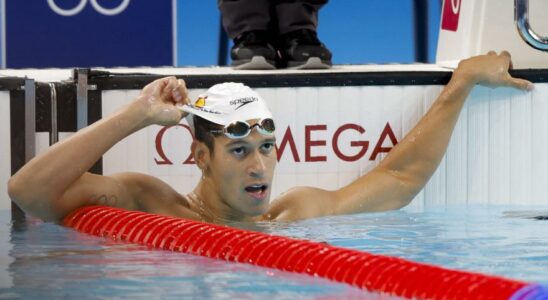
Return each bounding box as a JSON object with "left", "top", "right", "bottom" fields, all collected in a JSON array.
[{"left": 515, "top": 0, "right": 548, "bottom": 51}]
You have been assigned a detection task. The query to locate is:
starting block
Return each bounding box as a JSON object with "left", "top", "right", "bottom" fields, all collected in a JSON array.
[{"left": 436, "top": 0, "right": 548, "bottom": 68}]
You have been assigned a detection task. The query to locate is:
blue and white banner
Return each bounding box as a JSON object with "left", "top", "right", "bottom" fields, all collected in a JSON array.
[{"left": 2, "top": 0, "right": 176, "bottom": 68}]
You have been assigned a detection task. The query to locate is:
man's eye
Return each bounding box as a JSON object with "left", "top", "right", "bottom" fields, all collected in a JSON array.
[
  {"left": 231, "top": 147, "right": 246, "bottom": 156},
  {"left": 261, "top": 143, "right": 275, "bottom": 152}
]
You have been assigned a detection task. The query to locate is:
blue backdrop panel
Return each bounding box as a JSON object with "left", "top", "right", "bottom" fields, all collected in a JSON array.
[{"left": 5, "top": 0, "right": 174, "bottom": 68}]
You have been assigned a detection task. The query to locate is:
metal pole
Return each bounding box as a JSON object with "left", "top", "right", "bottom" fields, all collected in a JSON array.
[
  {"left": 413, "top": 0, "right": 429, "bottom": 63},
  {"left": 218, "top": 15, "right": 229, "bottom": 66},
  {"left": 49, "top": 83, "right": 58, "bottom": 145},
  {"left": 24, "top": 79, "right": 35, "bottom": 163},
  {"left": 12, "top": 78, "right": 36, "bottom": 222},
  {"left": 76, "top": 69, "right": 89, "bottom": 130}
]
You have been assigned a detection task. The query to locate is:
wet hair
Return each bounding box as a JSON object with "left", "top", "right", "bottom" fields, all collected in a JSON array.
[{"left": 193, "top": 115, "right": 222, "bottom": 153}]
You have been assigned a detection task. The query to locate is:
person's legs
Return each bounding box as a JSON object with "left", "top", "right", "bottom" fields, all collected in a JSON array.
[
  {"left": 275, "top": 0, "right": 332, "bottom": 69},
  {"left": 219, "top": 0, "right": 271, "bottom": 39},
  {"left": 218, "top": 0, "right": 278, "bottom": 69},
  {"left": 275, "top": 0, "right": 326, "bottom": 35}
]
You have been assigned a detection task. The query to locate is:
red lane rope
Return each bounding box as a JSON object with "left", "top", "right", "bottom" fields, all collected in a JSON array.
[{"left": 63, "top": 206, "right": 529, "bottom": 299}]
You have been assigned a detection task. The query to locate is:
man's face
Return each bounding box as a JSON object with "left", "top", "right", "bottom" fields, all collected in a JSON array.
[{"left": 208, "top": 123, "right": 277, "bottom": 217}]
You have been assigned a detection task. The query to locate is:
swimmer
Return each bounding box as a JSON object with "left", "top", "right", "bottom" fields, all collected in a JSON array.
[{"left": 8, "top": 52, "right": 534, "bottom": 223}]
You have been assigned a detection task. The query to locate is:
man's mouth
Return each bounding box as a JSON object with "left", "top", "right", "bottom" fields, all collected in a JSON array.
[{"left": 244, "top": 184, "right": 268, "bottom": 200}]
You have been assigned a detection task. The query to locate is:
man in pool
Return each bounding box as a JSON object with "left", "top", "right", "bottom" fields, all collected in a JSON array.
[{"left": 8, "top": 52, "right": 534, "bottom": 223}]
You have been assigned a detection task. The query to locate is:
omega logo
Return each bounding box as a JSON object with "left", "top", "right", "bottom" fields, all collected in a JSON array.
[
  {"left": 153, "top": 123, "right": 399, "bottom": 165},
  {"left": 451, "top": 0, "right": 460, "bottom": 15},
  {"left": 47, "top": 0, "right": 131, "bottom": 16}
]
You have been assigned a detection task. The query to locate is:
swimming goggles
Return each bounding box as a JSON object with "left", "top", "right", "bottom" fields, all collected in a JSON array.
[{"left": 210, "top": 118, "right": 276, "bottom": 139}]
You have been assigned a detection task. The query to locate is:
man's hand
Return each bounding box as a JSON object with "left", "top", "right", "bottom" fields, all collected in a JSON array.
[
  {"left": 136, "top": 76, "right": 190, "bottom": 126},
  {"left": 454, "top": 51, "right": 534, "bottom": 91}
]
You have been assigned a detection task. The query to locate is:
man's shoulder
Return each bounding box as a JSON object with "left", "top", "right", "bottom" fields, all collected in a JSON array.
[
  {"left": 264, "top": 186, "right": 336, "bottom": 221},
  {"left": 112, "top": 172, "right": 176, "bottom": 194},
  {"left": 111, "top": 172, "right": 191, "bottom": 212}
]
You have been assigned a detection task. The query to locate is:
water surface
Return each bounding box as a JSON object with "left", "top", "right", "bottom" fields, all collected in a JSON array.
[{"left": 0, "top": 204, "right": 546, "bottom": 299}]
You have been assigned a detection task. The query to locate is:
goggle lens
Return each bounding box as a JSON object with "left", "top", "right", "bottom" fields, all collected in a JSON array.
[
  {"left": 257, "top": 118, "right": 275, "bottom": 135},
  {"left": 217, "top": 118, "right": 275, "bottom": 139},
  {"left": 226, "top": 121, "right": 250, "bottom": 137}
]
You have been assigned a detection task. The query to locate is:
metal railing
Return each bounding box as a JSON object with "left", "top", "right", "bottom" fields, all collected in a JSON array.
[{"left": 515, "top": 0, "right": 548, "bottom": 51}]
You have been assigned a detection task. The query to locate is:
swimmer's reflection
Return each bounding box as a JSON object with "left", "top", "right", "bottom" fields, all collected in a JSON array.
[{"left": 7, "top": 221, "right": 365, "bottom": 299}]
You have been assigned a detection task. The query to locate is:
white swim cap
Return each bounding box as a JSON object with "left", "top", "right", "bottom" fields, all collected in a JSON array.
[{"left": 181, "top": 82, "right": 273, "bottom": 131}]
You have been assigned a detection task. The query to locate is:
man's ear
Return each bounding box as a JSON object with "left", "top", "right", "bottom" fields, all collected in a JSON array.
[{"left": 191, "top": 140, "right": 210, "bottom": 171}]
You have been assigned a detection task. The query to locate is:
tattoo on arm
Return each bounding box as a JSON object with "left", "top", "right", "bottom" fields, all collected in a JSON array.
[{"left": 90, "top": 194, "right": 118, "bottom": 207}]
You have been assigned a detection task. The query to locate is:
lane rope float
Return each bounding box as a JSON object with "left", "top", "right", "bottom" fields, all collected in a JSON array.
[{"left": 63, "top": 206, "right": 547, "bottom": 299}]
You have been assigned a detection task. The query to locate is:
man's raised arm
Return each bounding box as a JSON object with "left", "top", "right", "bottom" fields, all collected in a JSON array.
[
  {"left": 8, "top": 77, "right": 188, "bottom": 222},
  {"left": 332, "top": 51, "right": 534, "bottom": 214}
]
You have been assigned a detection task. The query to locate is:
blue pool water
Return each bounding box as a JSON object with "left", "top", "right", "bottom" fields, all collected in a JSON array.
[{"left": 0, "top": 204, "right": 547, "bottom": 299}]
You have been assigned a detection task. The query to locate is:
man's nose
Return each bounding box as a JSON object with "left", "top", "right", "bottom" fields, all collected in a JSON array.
[{"left": 247, "top": 151, "right": 266, "bottom": 178}]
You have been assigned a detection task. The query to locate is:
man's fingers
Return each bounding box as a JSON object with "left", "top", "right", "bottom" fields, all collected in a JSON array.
[
  {"left": 506, "top": 77, "right": 534, "bottom": 91},
  {"left": 160, "top": 77, "right": 177, "bottom": 102},
  {"left": 150, "top": 76, "right": 168, "bottom": 96},
  {"left": 499, "top": 50, "right": 511, "bottom": 58},
  {"left": 496, "top": 51, "right": 512, "bottom": 69},
  {"left": 172, "top": 79, "right": 188, "bottom": 104}
]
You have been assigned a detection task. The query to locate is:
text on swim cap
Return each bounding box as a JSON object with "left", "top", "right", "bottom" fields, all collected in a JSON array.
[{"left": 230, "top": 97, "right": 259, "bottom": 109}]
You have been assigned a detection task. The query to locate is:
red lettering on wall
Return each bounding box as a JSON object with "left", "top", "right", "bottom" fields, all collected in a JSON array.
[
  {"left": 153, "top": 122, "right": 400, "bottom": 165},
  {"left": 370, "top": 123, "right": 398, "bottom": 160},
  {"left": 276, "top": 126, "right": 300, "bottom": 162},
  {"left": 332, "top": 124, "right": 369, "bottom": 162},
  {"left": 305, "top": 125, "right": 327, "bottom": 162},
  {"left": 154, "top": 124, "right": 195, "bottom": 165},
  {"left": 183, "top": 152, "right": 195, "bottom": 165}
]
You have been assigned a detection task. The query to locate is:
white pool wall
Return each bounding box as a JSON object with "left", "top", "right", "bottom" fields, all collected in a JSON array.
[
  {"left": 2, "top": 65, "right": 548, "bottom": 212},
  {"left": 100, "top": 83, "right": 548, "bottom": 209}
]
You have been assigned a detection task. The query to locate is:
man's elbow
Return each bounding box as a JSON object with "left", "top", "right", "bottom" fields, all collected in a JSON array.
[
  {"left": 8, "top": 175, "right": 23, "bottom": 202},
  {"left": 396, "top": 196, "right": 414, "bottom": 210},
  {"left": 8, "top": 172, "right": 56, "bottom": 202},
  {"left": 388, "top": 172, "right": 425, "bottom": 210},
  {"left": 8, "top": 175, "right": 34, "bottom": 209},
  {"left": 8, "top": 175, "right": 43, "bottom": 217}
]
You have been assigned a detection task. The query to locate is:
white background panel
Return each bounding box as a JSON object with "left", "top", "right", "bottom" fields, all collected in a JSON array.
[
  {"left": 531, "top": 85, "right": 548, "bottom": 204},
  {"left": 401, "top": 86, "right": 424, "bottom": 136},
  {"left": 336, "top": 87, "right": 363, "bottom": 175},
  {"left": 358, "top": 86, "right": 384, "bottom": 173},
  {"left": 102, "top": 90, "right": 133, "bottom": 175},
  {"left": 35, "top": 132, "right": 49, "bottom": 156},
  {"left": 321, "top": 87, "right": 340, "bottom": 175},
  {"left": 317, "top": 172, "right": 339, "bottom": 191},
  {"left": 509, "top": 88, "right": 532, "bottom": 204},
  {"left": 59, "top": 132, "right": 74, "bottom": 141},
  {"left": 125, "top": 91, "right": 149, "bottom": 174},
  {"left": 377, "top": 87, "right": 403, "bottom": 164},
  {"left": 270, "top": 87, "right": 297, "bottom": 173},
  {"left": 295, "top": 87, "right": 321, "bottom": 177},
  {"left": 488, "top": 87, "right": 511, "bottom": 204},
  {"left": 0, "top": 92, "right": 11, "bottom": 210},
  {"left": 270, "top": 87, "right": 298, "bottom": 196},
  {"left": 98, "top": 83, "right": 548, "bottom": 209},
  {"left": 467, "top": 87, "right": 490, "bottom": 203}
]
